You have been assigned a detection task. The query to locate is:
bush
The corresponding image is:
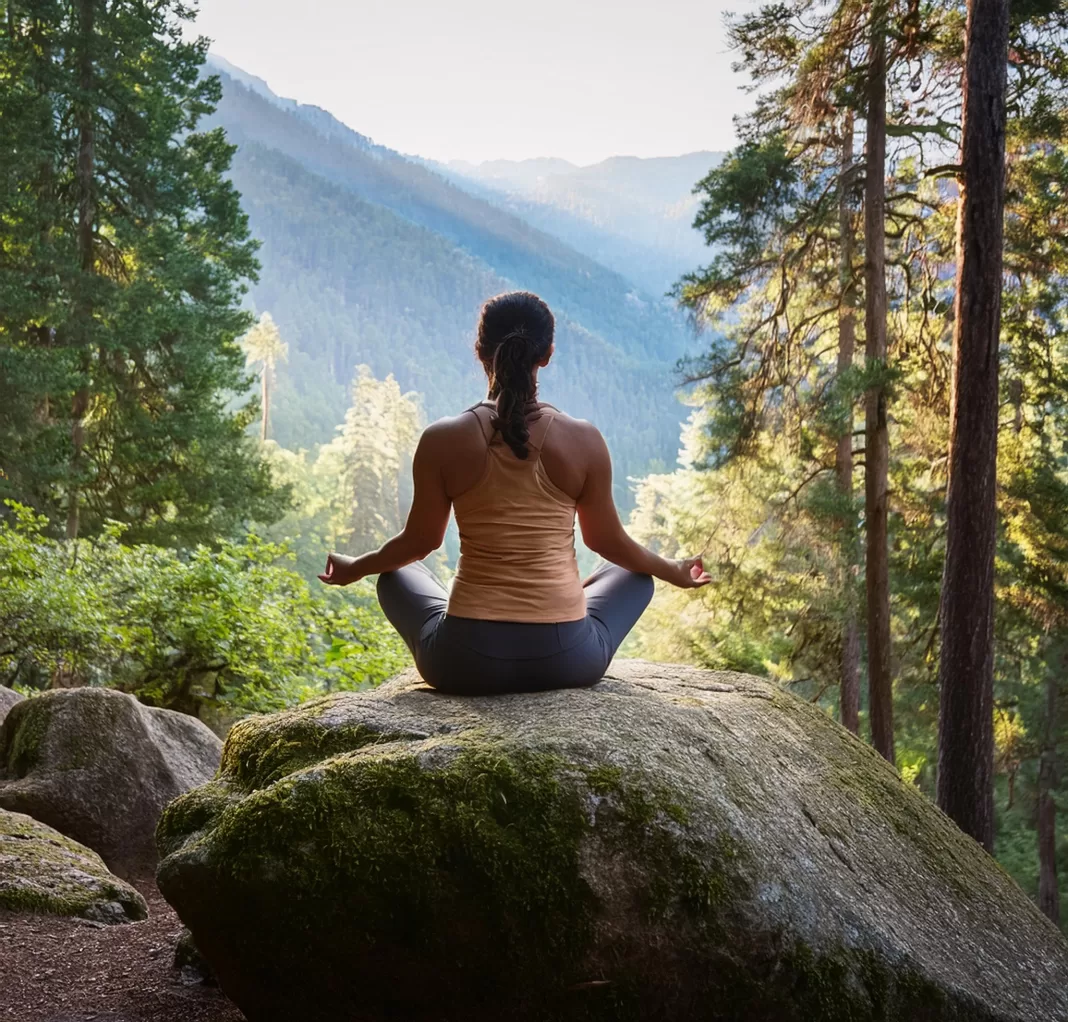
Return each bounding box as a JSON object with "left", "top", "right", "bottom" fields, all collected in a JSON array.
[{"left": 0, "top": 502, "right": 408, "bottom": 717}]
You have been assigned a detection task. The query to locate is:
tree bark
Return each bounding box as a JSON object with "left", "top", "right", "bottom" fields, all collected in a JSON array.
[
  {"left": 838, "top": 110, "right": 860, "bottom": 735},
  {"left": 935, "top": 0, "right": 1009, "bottom": 853},
  {"left": 67, "top": 0, "right": 96, "bottom": 540},
  {"left": 1038, "top": 669, "right": 1060, "bottom": 924},
  {"left": 864, "top": 4, "right": 894, "bottom": 764},
  {"left": 261, "top": 366, "right": 269, "bottom": 443}
]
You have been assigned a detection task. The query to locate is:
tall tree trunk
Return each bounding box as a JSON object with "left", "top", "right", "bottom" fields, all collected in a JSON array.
[
  {"left": 67, "top": 0, "right": 96, "bottom": 540},
  {"left": 864, "top": 4, "right": 894, "bottom": 763},
  {"left": 1038, "top": 668, "right": 1060, "bottom": 924},
  {"left": 261, "top": 366, "right": 269, "bottom": 443},
  {"left": 838, "top": 110, "right": 860, "bottom": 735},
  {"left": 31, "top": 15, "right": 55, "bottom": 428},
  {"left": 935, "top": 0, "right": 1009, "bottom": 854}
]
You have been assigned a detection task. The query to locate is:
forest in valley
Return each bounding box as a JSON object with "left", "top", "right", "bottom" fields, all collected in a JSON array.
[{"left": 1, "top": 0, "right": 1067, "bottom": 943}]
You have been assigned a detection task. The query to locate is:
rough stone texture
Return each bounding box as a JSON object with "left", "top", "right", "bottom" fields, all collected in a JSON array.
[
  {"left": 174, "top": 927, "right": 217, "bottom": 986},
  {"left": 156, "top": 660, "right": 1068, "bottom": 1022},
  {"left": 0, "top": 686, "right": 24, "bottom": 727},
  {"left": 0, "top": 687, "right": 222, "bottom": 875},
  {"left": 0, "top": 808, "right": 147, "bottom": 923}
]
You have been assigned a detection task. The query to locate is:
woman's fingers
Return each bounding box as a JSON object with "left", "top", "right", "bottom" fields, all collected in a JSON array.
[{"left": 686, "top": 555, "right": 711, "bottom": 587}]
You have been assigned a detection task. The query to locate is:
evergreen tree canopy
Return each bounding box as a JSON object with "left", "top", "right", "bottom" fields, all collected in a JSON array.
[{"left": 0, "top": 0, "right": 286, "bottom": 545}]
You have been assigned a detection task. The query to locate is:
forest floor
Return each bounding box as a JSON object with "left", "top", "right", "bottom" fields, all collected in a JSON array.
[{"left": 0, "top": 875, "right": 245, "bottom": 1022}]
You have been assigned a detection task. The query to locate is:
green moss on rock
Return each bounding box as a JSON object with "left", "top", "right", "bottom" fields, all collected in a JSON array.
[
  {"left": 205, "top": 739, "right": 599, "bottom": 976},
  {"left": 0, "top": 809, "right": 147, "bottom": 923},
  {"left": 218, "top": 695, "right": 428, "bottom": 791},
  {"left": 0, "top": 695, "right": 52, "bottom": 776},
  {"left": 584, "top": 761, "right": 748, "bottom": 925}
]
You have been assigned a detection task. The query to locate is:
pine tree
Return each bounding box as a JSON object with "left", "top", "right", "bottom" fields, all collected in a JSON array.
[
  {"left": 241, "top": 313, "right": 289, "bottom": 443},
  {"left": 935, "top": 0, "right": 1011, "bottom": 853},
  {"left": 327, "top": 366, "right": 424, "bottom": 555}
]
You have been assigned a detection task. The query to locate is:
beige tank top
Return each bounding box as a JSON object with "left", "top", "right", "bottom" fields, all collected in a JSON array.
[{"left": 446, "top": 401, "right": 587, "bottom": 623}]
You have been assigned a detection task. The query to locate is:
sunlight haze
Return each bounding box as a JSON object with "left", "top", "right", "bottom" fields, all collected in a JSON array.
[{"left": 190, "top": 0, "right": 746, "bottom": 165}]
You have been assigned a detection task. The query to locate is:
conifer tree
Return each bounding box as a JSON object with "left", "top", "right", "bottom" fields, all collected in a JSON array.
[
  {"left": 0, "top": 0, "right": 284, "bottom": 544},
  {"left": 935, "top": 0, "right": 1011, "bottom": 853},
  {"left": 241, "top": 313, "right": 289, "bottom": 443}
]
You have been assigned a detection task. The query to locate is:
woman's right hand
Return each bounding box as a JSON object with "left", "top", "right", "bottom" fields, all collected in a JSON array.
[
  {"left": 666, "top": 555, "right": 712, "bottom": 589},
  {"left": 318, "top": 553, "right": 362, "bottom": 586}
]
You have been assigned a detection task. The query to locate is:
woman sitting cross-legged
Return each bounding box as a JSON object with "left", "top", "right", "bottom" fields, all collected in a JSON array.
[{"left": 319, "top": 290, "right": 710, "bottom": 695}]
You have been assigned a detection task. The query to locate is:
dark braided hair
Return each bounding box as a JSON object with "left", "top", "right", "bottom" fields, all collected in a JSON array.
[{"left": 475, "top": 291, "right": 555, "bottom": 459}]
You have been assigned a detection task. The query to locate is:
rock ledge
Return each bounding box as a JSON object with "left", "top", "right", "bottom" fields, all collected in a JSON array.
[{"left": 157, "top": 660, "right": 1068, "bottom": 1022}]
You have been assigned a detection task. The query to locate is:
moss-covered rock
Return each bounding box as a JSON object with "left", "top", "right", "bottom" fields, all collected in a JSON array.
[
  {"left": 156, "top": 660, "right": 1068, "bottom": 1022},
  {"left": 0, "top": 686, "right": 23, "bottom": 727},
  {"left": 0, "top": 808, "right": 147, "bottom": 923},
  {"left": 0, "top": 686, "right": 222, "bottom": 874}
]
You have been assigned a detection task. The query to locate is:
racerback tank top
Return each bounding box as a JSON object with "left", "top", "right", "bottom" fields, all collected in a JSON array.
[{"left": 446, "top": 401, "right": 587, "bottom": 623}]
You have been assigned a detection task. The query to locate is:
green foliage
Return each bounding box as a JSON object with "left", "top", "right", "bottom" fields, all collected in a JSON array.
[
  {"left": 258, "top": 364, "right": 451, "bottom": 581},
  {"left": 0, "top": 502, "right": 407, "bottom": 716}
]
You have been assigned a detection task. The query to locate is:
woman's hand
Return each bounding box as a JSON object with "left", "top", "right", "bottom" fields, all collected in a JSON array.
[
  {"left": 318, "top": 553, "right": 362, "bottom": 587},
  {"left": 667, "top": 555, "right": 712, "bottom": 589}
]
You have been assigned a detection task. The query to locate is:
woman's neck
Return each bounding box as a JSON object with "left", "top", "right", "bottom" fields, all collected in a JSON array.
[{"left": 484, "top": 394, "right": 542, "bottom": 409}]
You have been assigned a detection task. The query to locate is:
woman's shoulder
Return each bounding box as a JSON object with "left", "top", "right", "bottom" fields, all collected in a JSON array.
[
  {"left": 424, "top": 407, "right": 488, "bottom": 439},
  {"left": 539, "top": 405, "right": 599, "bottom": 436}
]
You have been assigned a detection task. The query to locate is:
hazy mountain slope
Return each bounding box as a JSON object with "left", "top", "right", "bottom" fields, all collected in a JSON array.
[
  {"left": 439, "top": 151, "right": 724, "bottom": 295},
  {"left": 204, "top": 60, "right": 691, "bottom": 366},
  {"left": 227, "top": 142, "right": 685, "bottom": 488}
]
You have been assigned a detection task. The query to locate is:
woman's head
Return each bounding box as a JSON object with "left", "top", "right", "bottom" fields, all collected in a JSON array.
[{"left": 475, "top": 291, "right": 555, "bottom": 459}]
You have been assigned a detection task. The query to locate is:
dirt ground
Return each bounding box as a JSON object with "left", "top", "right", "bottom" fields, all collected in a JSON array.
[{"left": 0, "top": 875, "right": 245, "bottom": 1022}]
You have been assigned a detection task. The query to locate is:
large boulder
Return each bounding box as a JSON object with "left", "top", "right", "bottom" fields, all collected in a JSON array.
[
  {"left": 0, "top": 686, "right": 222, "bottom": 875},
  {"left": 156, "top": 660, "right": 1068, "bottom": 1022},
  {"left": 0, "top": 808, "right": 147, "bottom": 923},
  {"left": 0, "top": 686, "right": 23, "bottom": 726}
]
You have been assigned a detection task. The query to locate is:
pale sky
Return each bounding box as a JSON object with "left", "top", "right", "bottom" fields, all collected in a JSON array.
[{"left": 188, "top": 0, "right": 751, "bottom": 165}]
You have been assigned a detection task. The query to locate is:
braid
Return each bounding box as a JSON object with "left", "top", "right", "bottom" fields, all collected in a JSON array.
[
  {"left": 474, "top": 292, "right": 555, "bottom": 460},
  {"left": 490, "top": 329, "right": 536, "bottom": 459}
]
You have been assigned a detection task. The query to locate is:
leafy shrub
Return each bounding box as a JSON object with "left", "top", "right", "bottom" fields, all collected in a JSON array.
[{"left": 0, "top": 502, "right": 408, "bottom": 717}]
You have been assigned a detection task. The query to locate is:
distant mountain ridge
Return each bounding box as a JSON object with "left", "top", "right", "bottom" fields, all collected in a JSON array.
[
  {"left": 435, "top": 150, "right": 725, "bottom": 295},
  {"left": 207, "top": 54, "right": 381, "bottom": 155},
  {"left": 205, "top": 55, "right": 691, "bottom": 363}
]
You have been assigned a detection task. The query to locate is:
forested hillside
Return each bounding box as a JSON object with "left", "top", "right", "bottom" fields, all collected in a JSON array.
[
  {"left": 202, "top": 58, "right": 697, "bottom": 486},
  {"left": 440, "top": 151, "right": 724, "bottom": 295}
]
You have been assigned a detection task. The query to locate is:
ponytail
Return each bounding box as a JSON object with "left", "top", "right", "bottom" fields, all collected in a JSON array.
[
  {"left": 491, "top": 328, "right": 537, "bottom": 459},
  {"left": 475, "top": 292, "right": 555, "bottom": 460}
]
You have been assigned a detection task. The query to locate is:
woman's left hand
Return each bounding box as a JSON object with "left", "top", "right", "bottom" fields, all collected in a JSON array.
[{"left": 318, "top": 553, "right": 362, "bottom": 586}]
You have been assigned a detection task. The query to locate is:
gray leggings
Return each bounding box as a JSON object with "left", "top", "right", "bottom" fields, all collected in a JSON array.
[{"left": 376, "top": 561, "right": 654, "bottom": 695}]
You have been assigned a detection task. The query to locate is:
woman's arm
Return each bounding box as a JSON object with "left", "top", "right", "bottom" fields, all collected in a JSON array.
[
  {"left": 319, "top": 424, "right": 452, "bottom": 586},
  {"left": 576, "top": 425, "right": 710, "bottom": 589}
]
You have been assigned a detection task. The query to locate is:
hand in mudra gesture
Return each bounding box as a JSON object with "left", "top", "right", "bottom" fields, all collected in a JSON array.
[
  {"left": 318, "top": 553, "right": 361, "bottom": 586},
  {"left": 670, "top": 555, "right": 712, "bottom": 589}
]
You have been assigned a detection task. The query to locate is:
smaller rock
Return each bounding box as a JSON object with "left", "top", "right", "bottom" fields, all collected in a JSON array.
[
  {"left": 0, "top": 808, "right": 147, "bottom": 923},
  {"left": 0, "top": 686, "right": 223, "bottom": 873},
  {"left": 0, "top": 687, "right": 23, "bottom": 727},
  {"left": 174, "top": 928, "right": 216, "bottom": 986}
]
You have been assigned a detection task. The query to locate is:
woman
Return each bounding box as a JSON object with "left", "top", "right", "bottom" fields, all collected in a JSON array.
[{"left": 319, "top": 291, "right": 710, "bottom": 695}]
